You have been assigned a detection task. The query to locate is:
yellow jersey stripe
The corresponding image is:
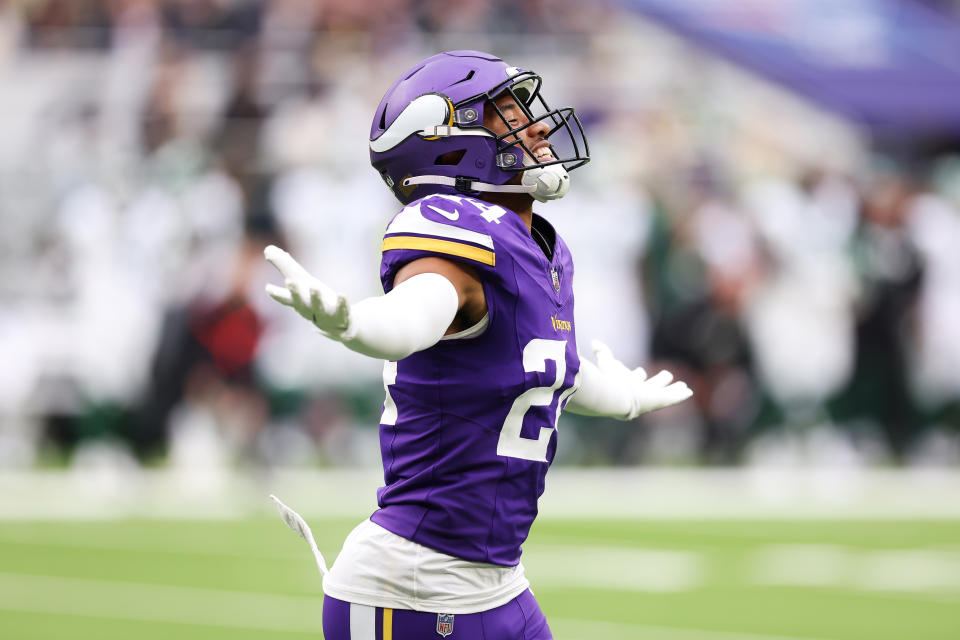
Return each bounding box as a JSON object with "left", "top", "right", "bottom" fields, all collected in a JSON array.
[
  {"left": 383, "top": 608, "right": 393, "bottom": 640},
  {"left": 382, "top": 236, "right": 496, "bottom": 266}
]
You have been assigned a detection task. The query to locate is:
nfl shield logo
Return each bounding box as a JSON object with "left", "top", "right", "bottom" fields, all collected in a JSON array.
[
  {"left": 550, "top": 268, "right": 561, "bottom": 292},
  {"left": 436, "top": 613, "right": 454, "bottom": 637}
]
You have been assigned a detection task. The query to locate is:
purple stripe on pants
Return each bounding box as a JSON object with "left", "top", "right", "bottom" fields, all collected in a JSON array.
[{"left": 322, "top": 590, "right": 552, "bottom": 640}]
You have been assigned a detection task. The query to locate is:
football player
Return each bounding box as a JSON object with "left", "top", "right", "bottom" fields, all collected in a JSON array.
[{"left": 265, "top": 50, "right": 692, "bottom": 640}]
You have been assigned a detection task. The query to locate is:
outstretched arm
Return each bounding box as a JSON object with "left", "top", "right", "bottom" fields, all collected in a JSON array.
[
  {"left": 264, "top": 245, "right": 459, "bottom": 361},
  {"left": 565, "top": 340, "right": 693, "bottom": 420}
]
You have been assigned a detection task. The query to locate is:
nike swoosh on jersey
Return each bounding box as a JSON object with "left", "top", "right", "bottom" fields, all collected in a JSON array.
[
  {"left": 386, "top": 202, "right": 494, "bottom": 249},
  {"left": 427, "top": 204, "right": 459, "bottom": 220}
]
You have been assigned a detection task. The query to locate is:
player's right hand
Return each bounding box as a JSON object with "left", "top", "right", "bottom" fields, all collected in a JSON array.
[{"left": 264, "top": 245, "right": 352, "bottom": 339}]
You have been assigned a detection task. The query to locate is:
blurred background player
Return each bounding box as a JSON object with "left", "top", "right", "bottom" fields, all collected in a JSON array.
[{"left": 264, "top": 50, "right": 692, "bottom": 640}]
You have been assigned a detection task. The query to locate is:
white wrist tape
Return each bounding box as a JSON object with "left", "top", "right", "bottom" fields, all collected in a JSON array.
[
  {"left": 563, "top": 356, "right": 633, "bottom": 420},
  {"left": 338, "top": 272, "right": 459, "bottom": 361}
]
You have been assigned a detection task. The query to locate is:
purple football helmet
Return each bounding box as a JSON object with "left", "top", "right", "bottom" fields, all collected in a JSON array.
[{"left": 369, "top": 50, "right": 589, "bottom": 205}]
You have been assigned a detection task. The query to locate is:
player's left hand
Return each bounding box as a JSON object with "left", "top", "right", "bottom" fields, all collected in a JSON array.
[
  {"left": 264, "top": 245, "right": 352, "bottom": 339},
  {"left": 591, "top": 339, "right": 693, "bottom": 419}
]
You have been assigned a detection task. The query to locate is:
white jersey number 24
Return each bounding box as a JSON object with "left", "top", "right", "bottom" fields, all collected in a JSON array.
[{"left": 381, "top": 338, "right": 578, "bottom": 463}]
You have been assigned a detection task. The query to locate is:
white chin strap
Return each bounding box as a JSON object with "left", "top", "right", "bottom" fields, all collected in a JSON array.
[
  {"left": 402, "top": 175, "right": 534, "bottom": 194},
  {"left": 402, "top": 163, "right": 571, "bottom": 202}
]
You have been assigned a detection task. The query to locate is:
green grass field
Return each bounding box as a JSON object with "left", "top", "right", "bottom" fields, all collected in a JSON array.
[{"left": 1, "top": 517, "right": 958, "bottom": 639}]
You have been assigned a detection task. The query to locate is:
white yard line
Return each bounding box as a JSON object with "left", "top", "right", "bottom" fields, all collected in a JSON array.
[
  {"left": 0, "top": 534, "right": 705, "bottom": 593},
  {"left": 524, "top": 545, "right": 705, "bottom": 592},
  {"left": 751, "top": 544, "right": 960, "bottom": 596},
  {"left": 3, "top": 469, "right": 960, "bottom": 520},
  {"left": 3, "top": 534, "right": 958, "bottom": 599},
  {"left": 0, "top": 524, "right": 706, "bottom": 594},
  {"left": 550, "top": 617, "right": 835, "bottom": 640},
  {"left": 0, "top": 572, "right": 322, "bottom": 633},
  {"left": 1, "top": 570, "right": 954, "bottom": 638},
  {"left": 539, "top": 469, "right": 960, "bottom": 520},
  {"left": 0, "top": 571, "right": 834, "bottom": 640},
  {"left": 0, "top": 532, "right": 293, "bottom": 559}
]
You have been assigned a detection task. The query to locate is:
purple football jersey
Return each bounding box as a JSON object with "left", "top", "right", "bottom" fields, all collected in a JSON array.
[{"left": 370, "top": 193, "right": 580, "bottom": 566}]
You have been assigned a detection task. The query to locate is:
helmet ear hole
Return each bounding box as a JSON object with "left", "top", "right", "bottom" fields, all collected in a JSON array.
[{"left": 435, "top": 149, "right": 466, "bottom": 165}]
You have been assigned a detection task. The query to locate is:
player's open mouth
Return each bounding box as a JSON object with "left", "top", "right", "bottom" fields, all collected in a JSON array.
[{"left": 532, "top": 144, "right": 555, "bottom": 163}]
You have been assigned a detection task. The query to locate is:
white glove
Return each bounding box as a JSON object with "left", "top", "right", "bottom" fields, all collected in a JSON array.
[
  {"left": 264, "top": 245, "right": 351, "bottom": 339},
  {"left": 565, "top": 339, "right": 693, "bottom": 420},
  {"left": 264, "top": 245, "right": 459, "bottom": 360},
  {"left": 592, "top": 340, "right": 693, "bottom": 419}
]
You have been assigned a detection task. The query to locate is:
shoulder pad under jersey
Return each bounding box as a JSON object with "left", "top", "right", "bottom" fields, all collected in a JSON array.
[{"left": 380, "top": 194, "right": 513, "bottom": 291}]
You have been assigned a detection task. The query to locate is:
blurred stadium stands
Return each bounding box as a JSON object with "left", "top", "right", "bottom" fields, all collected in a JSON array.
[{"left": 0, "top": 0, "right": 959, "bottom": 475}]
